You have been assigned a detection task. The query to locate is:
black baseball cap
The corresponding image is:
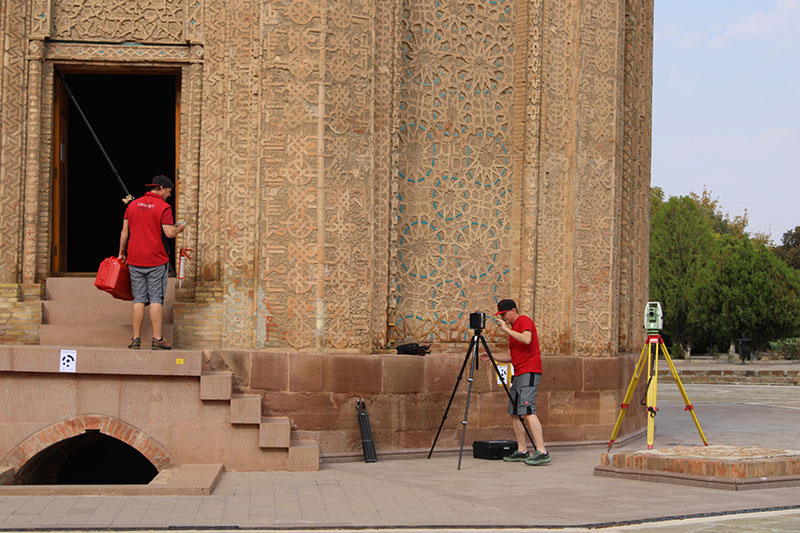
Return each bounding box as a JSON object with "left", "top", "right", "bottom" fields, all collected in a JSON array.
[
  {"left": 145, "top": 175, "right": 174, "bottom": 189},
  {"left": 494, "top": 299, "right": 517, "bottom": 315}
]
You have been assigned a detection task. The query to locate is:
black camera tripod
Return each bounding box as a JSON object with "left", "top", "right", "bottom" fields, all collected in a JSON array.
[{"left": 428, "top": 324, "right": 537, "bottom": 469}]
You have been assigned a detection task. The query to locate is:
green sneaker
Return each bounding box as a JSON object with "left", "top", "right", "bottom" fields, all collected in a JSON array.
[
  {"left": 525, "top": 451, "right": 551, "bottom": 466},
  {"left": 502, "top": 450, "right": 530, "bottom": 462}
]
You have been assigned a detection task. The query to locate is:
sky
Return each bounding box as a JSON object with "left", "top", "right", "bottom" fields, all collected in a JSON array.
[{"left": 652, "top": 0, "right": 800, "bottom": 243}]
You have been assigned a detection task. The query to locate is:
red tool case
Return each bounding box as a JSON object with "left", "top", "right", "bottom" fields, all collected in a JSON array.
[{"left": 94, "top": 257, "right": 133, "bottom": 301}]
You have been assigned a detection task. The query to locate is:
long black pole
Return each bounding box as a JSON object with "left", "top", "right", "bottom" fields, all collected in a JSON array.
[{"left": 54, "top": 69, "right": 133, "bottom": 204}]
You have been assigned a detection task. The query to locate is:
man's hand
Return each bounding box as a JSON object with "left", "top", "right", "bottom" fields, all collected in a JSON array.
[
  {"left": 118, "top": 253, "right": 126, "bottom": 263},
  {"left": 495, "top": 317, "right": 511, "bottom": 334}
]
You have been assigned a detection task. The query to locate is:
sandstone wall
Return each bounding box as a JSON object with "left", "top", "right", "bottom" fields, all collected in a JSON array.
[
  {"left": 1, "top": 0, "right": 652, "bottom": 357},
  {"left": 208, "top": 349, "right": 647, "bottom": 456}
]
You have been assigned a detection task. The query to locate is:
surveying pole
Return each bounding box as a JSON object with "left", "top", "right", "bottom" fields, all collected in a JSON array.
[{"left": 607, "top": 302, "right": 709, "bottom": 451}]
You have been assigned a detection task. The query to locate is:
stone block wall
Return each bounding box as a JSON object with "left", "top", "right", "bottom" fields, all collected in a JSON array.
[{"left": 208, "top": 349, "right": 646, "bottom": 457}]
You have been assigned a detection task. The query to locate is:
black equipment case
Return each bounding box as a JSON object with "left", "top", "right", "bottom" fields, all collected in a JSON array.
[{"left": 472, "top": 440, "right": 517, "bottom": 460}]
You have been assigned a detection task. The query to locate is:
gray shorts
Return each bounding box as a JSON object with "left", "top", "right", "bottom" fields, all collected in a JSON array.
[
  {"left": 508, "top": 372, "right": 541, "bottom": 415},
  {"left": 129, "top": 263, "right": 168, "bottom": 305}
]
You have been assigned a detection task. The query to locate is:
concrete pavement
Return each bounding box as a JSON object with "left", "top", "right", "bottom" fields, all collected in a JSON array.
[{"left": 1, "top": 382, "right": 800, "bottom": 531}]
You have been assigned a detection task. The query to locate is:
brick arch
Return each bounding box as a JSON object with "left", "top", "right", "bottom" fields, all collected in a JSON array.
[{"left": 1, "top": 414, "right": 176, "bottom": 473}]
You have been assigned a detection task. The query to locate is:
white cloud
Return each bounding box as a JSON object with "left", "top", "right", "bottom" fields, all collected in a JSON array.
[{"left": 710, "top": 0, "right": 800, "bottom": 48}]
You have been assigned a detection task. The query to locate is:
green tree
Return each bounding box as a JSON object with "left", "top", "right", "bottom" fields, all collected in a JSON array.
[
  {"left": 773, "top": 226, "right": 800, "bottom": 270},
  {"left": 650, "top": 186, "right": 665, "bottom": 218},
  {"left": 690, "top": 235, "right": 800, "bottom": 349},
  {"left": 649, "top": 196, "right": 715, "bottom": 350},
  {"left": 689, "top": 187, "right": 748, "bottom": 238}
]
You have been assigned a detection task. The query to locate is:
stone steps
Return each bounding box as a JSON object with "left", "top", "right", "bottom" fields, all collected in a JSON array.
[
  {"left": 39, "top": 324, "right": 175, "bottom": 348},
  {"left": 40, "top": 277, "right": 176, "bottom": 347},
  {"left": 200, "top": 371, "right": 319, "bottom": 471}
]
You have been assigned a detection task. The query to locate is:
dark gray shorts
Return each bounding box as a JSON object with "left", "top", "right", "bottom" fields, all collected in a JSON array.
[
  {"left": 508, "top": 372, "right": 541, "bottom": 415},
  {"left": 129, "top": 263, "right": 168, "bottom": 305}
]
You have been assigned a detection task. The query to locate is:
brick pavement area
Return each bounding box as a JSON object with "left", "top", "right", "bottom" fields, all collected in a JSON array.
[{"left": 1, "top": 383, "right": 799, "bottom": 531}]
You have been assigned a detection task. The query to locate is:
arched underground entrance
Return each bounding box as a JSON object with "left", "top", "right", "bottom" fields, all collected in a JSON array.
[
  {"left": 15, "top": 430, "right": 157, "bottom": 485},
  {"left": 4, "top": 415, "right": 176, "bottom": 485}
]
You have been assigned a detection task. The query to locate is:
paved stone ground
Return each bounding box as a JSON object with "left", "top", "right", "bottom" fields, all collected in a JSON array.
[{"left": 1, "top": 383, "right": 799, "bottom": 532}]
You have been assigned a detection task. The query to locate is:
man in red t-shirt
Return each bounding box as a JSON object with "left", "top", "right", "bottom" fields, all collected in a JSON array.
[
  {"left": 118, "top": 175, "right": 186, "bottom": 350},
  {"left": 490, "top": 299, "right": 550, "bottom": 465}
]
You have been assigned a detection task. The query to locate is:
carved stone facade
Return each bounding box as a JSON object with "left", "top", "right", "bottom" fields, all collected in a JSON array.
[{"left": 1, "top": 0, "right": 653, "bottom": 359}]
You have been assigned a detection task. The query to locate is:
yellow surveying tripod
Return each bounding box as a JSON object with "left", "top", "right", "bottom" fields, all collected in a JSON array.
[{"left": 607, "top": 303, "right": 709, "bottom": 451}]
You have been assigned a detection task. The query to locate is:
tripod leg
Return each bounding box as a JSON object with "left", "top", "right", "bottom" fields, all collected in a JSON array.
[
  {"left": 659, "top": 340, "right": 709, "bottom": 446},
  {"left": 428, "top": 336, "right": 476, "bottom": 459},
  {"left": 478, "top": 335, "right": 537, "bottom": 452},
  {"left": 646, "top": 340, "right": 657, "bottom": 449},
  {"left": 608, "top": 342, "right": 648, "bottom": 450},
  {"left": 457, "top": 334, "right": 480, "bottom": 470}
]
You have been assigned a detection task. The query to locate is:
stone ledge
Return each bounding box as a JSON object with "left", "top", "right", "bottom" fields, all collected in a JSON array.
[
  {"left": 0, "top": 345, "right": 202, "bottom": 376},
  {"left": 595, "top": 445, "right": 800, "bottom": 490},
  {"left": 0, "top": 463, "right": 223, "bottom": 495}
]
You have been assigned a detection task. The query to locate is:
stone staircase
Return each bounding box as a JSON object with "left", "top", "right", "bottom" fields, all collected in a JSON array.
[
  {"left": 200, "top": 371, "right": 319, "bottom": 471},
  {"left": 40, "top": 277, "right": 174, "bottom": 347}
]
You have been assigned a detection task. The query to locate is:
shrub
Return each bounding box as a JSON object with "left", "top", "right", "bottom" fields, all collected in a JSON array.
[
  {"left": 669, "top": 342, "right": 685, "bottom": 359},
  {"left": 708, "top": 346, "right": 720, "bottom": 360},
  {"left": 768, "top": 338, "right": 800, "bottom": 360}
]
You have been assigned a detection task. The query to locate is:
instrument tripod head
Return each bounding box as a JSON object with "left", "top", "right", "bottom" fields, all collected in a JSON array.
[{"left": 469, "top": 311, "right": 486, "bottom": 333}]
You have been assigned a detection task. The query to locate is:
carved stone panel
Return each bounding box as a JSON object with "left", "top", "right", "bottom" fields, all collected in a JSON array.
[
  {"left": 255, "top": 0, "right": 376, "bottom": 351},
  {"left": 0, "top": 0, "right": 27, "bottom": 283},
  {"left": 52, "top": 0, "right": 185, "bottom": 43},
  {"left": 393, "top": 0, "right": 518, "bottom": 344}
]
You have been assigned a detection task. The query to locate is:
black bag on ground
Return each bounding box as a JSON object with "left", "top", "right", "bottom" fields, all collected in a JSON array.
[
  {"left": 472, "top": 440, "right": 518, "bottom": 460},
  {"left": 396, "top": 342, "right": 430, "bottom": 355}
]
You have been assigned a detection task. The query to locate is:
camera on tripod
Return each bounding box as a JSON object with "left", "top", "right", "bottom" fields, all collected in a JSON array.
[
  {"left": 644, "top": 301, "right": 663, "bottom": 333},
  {"left": 469, "top": 311, "right": 486, "bottom": 330}
]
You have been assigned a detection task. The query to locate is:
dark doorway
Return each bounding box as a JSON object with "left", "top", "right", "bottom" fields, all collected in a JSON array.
[
  {"left": 53, "top": 71, "right": 178, "bottom": 273},
  {"left": 15, "top": 431, "right": 158, "bottom": 485}
]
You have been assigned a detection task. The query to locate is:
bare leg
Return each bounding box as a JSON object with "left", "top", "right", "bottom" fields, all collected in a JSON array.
[
  {"left": 524, "top": 413, "right": 547, "bottom": 454},
  {"left": 149, "top": 303, "right": 164, "bottom": 340},
  {"left": 510, "top": 415, "right": 529, "bottom": 453},
  {"left": 132, "top": 303, "right": 146, "bottom": 339}
]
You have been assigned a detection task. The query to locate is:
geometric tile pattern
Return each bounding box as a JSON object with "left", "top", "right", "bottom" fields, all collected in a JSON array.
[{"left": 393, "top": 0, "right": 516, "bottom": 343}]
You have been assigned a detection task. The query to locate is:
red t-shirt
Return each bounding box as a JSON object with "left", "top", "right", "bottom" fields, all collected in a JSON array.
[
  {"left": 510, "top": 315, "right": 542, "bottom": 375},
  {"left": 124, "top": 191, "right": 173, "bottom": 267}
]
